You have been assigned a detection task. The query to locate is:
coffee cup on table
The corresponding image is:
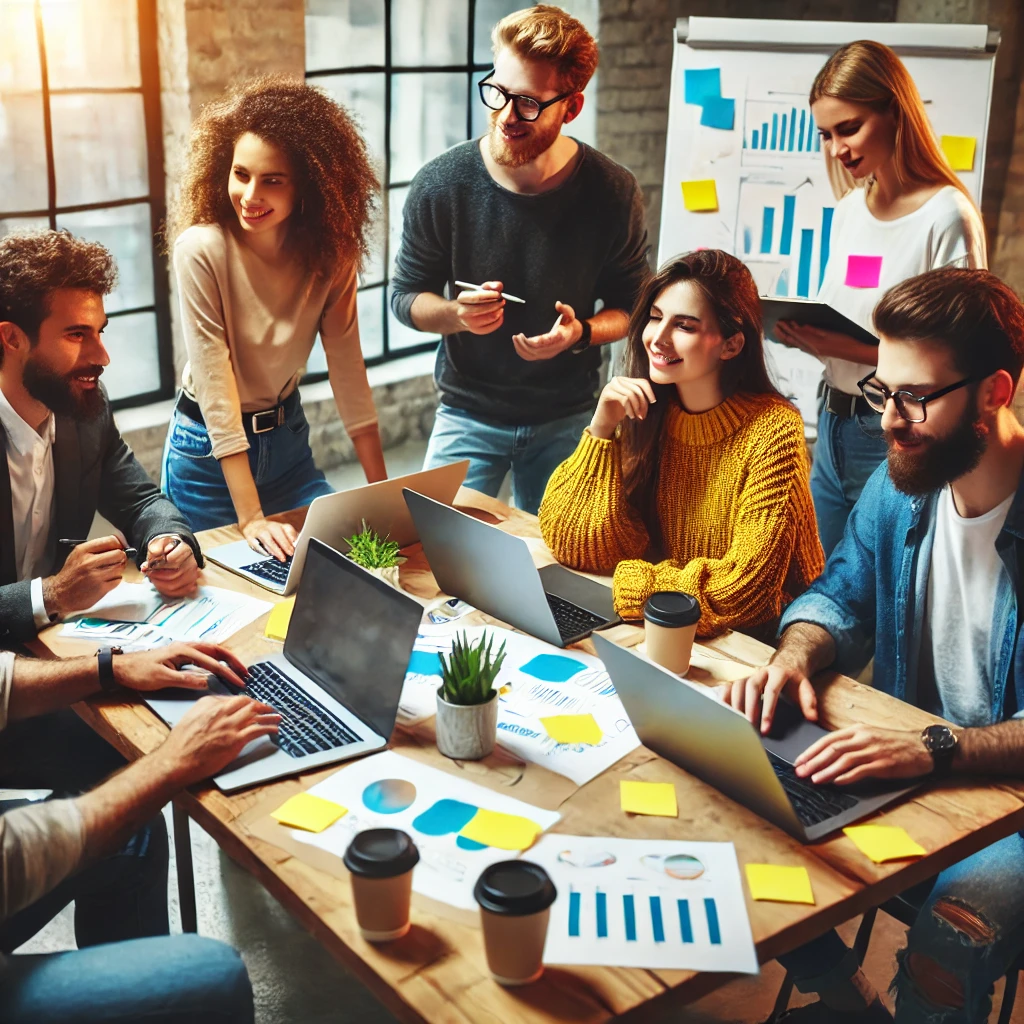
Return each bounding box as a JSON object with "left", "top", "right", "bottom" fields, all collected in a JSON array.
[
  {"left": 644, "top": 591, "right": 701, "bottom": 674},
  {"left": 343, "top": 828, "right": 419, "bottom": 942},
  {"left": 474, "top": 860, "right": 557, "bottom": 986}
]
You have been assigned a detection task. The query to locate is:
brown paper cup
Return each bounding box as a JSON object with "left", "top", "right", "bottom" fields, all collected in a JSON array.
[
  {"left": 479, "top": 906, "right": 551, "bottom": 985},
  {"left": 350, "top": 870, "right": 414, "bottom": 942},
  {"left": 645, "top": 619, "right": 698, "bottom": 674}
]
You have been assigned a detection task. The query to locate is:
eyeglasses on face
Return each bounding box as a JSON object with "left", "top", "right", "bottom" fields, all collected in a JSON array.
[
  {"left": 477, "top": 71, "right": 576, "bottom": 122},
  {"left": 856, "top": 372, "right": 979, "bottom": 423}
]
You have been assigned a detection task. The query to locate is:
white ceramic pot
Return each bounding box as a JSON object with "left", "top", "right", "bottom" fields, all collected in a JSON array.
[{"left": 435, "top": 688, "right": 498, "bottom": 760}]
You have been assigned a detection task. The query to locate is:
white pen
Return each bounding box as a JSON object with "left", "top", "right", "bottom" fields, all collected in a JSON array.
[{"left": 454, "top": 280, "right": 526, "bottom": 304}]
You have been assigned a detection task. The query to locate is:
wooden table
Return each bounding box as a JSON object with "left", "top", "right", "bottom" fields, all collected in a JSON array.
[{"left": 35, "top": 488, "right": 1024, "bottom": 1024}]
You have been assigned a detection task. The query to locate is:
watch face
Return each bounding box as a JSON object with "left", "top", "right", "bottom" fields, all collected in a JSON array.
[{"left": 924, "top": 725, "right": 956, "bottom": 753}]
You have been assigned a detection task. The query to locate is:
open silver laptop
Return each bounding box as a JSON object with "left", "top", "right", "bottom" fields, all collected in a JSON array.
[
  {"left": 404, "top": 489, "right": 619, "bottom": 648},
  {"left": 206, "top": 461, "right": 469, "bottom": 595},
  {"left": 593, "top": 634, "right": 919, "bottom": 842},
  {"left": 145, "top": 538, "right": 423, "bottom": 791}
]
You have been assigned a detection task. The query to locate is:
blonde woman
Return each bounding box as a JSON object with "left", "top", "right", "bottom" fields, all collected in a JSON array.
[
  {"left": 775, "top": 40, "right": 986, "bottom": 555},
  {"left": 162, "top": 76, "right": 385, "bottom": 560}
]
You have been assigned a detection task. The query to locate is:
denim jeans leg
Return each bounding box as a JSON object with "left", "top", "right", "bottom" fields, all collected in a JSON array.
[
  {"left": 423, "top": 404, "right": 513, "bottom": 498},
  {"left": 510, "top": 408, "right": 594, "bottom": 516},
  {"left": 161, "top": 409, "right": 238, "bottom": 532},
  {"left": 0, "top": 934, "right": 254, "bottom": 1024},
  {"left": 251, "top": 402, "right": 333, "bottom": 517},
  {"left": 892, "top": 832, "right": 1024, "bottom": 1024}
]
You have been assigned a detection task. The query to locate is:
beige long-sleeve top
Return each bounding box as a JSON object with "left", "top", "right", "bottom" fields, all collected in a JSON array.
[
  {"left": 174, "top": 223, "right": 380, "bottom": 460},
  {"left": 0, "top": 652, "right": 86, "bottom": 926}
]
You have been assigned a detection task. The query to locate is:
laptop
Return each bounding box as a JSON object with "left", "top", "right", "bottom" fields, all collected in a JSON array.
[
  {"left": 403, "top": 489, "right": 620, "bottom": 648},
  {"left": 206, "top": 461, "right": 469, "bottom": 595},
  {"left": 592, "top": 634, "right": 919, "bottom": 842},
  {"left": 145, "top": 538, "right": 424, "bottom": 791}
]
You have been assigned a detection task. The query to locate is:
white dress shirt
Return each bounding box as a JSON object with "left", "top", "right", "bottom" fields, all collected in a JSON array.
[{"left": 0, "top": 389, "right": 57, "bottom": 628}]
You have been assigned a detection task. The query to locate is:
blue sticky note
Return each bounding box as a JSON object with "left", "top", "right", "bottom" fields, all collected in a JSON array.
[
  {"left": 407, "top": 650, "right": 442, "bottom": 677},
  {"left": 520, "top": 654, "right": 586, "bottom": 683},
  {"left": 700, "top": 95, "right": 735, "bottom": 131},
  {"left": 685, "top": 68, "right": 721, "bottom": 106}
]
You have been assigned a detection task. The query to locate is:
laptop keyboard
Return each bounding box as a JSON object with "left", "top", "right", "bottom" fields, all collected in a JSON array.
[
  {"left": 767, "top": 750, "right": 858, "bottom": 827},
  {"left": 546, "top": 592, "right": 607, "bottom": 641},
  {"left": 245, "top": 661, "right": 360, "bottom": 758},
  {"left": 240, "top": 555, "right": 293, "bottom": 586}
]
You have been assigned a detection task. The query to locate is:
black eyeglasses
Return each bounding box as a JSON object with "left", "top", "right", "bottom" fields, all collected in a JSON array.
[
  {"left": 856, "top": 372, "right": 978, "bottom": 423},
  {"left": 477, "top": 71, "right": 576, "bottom": 122}
]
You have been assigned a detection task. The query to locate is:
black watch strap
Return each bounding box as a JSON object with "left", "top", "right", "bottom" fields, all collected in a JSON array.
[
  {"left": 569, "top": 319, "right": 592, "bottom": 355},
  {"left": 96, "top": 646, "right": 123, "bottom": 693},
  {"left": 922, "top": 724, "right": 957, "bottom": 778}
]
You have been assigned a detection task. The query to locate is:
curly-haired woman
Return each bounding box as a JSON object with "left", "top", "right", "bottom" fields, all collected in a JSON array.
[{"left": 161, "top": 76, "right": 385, "bottom": 559}]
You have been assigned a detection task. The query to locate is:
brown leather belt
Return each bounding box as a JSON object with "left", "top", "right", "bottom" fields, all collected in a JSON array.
[
  {"left": 821, "top": 382, "right": 875, "bottom": 420},
  {"left": 175, "top": 391, "right": 291, "bottom": 434}
]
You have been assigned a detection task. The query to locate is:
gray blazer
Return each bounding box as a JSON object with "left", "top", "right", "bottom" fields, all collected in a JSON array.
[{"left": 0, "top": 392, "right": 203, "bottom": 646}]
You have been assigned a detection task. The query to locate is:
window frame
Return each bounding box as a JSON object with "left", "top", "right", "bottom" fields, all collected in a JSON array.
[{"left": 0, "top": 0, "right": 173, "bottom": 411}]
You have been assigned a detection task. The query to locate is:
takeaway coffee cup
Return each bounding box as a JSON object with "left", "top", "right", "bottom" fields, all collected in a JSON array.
[
  {"left": 644, "top": 591, "right": 701, "bottom": 674},
  {"left": 343, "top": 828, "right": 420, "bottom": 942},
  {"left": 474, "top": 860, "right": 557, "bottom": 986}
]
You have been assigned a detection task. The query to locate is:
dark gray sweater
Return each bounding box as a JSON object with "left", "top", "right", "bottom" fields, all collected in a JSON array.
[{"left": 390, "top": 140, "right": 649, "bottom": 425}]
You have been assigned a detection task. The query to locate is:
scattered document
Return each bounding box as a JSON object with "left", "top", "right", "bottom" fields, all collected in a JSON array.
[
  {"left": 272, "top": 793, "right": 348, "bottom": 833},
  {"left": 745, "top": 863, "right": 814, "bottom": 904},
  {"left": 843, "top": 825, "right": 925, "bottom": 864},
  {"left": 530, "top": 835, "right": 758, "bottom": 973},
  {"left": 285, "top": 750, "right": 559, "bottom": 910},
  {"left": 620, "top": 780, "right": 678, "bottom": 818},
  {"left": 71, "top": 582, "right": 165, "bottom": 623}
]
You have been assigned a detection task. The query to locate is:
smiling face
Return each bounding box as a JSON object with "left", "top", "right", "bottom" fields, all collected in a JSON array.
[
  {"left": 486, "top": 48, "right": 577, "bottom": 168},
  {"left": 227, "top": 132, "right": 297, "bottom": 235},
  {"left": 641, "top": 279, "right": 744, "bottom": 392},
  {"left": 812, "top": 95, "right": 897, "bottom": 181}
]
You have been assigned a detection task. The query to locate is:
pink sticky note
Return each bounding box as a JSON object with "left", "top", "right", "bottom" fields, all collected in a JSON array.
[{"left": 845, "top": 255, "right": 883, "bottom": 288}]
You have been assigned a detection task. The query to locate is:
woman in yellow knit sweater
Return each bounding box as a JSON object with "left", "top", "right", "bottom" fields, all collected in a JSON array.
[{"left": 539, "top": 250, "right": 824, "bottom": 637}]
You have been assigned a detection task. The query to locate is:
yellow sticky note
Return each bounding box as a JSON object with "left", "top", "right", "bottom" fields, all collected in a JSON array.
[
  {"left": 271, "top": 792, "right": 348, "bottom": 833},
  {"left": 264, "top": 596, "right": 295, "bottom": 642},
  {"left": 941, "top": 135, "right": 977, "bottom": 172},
  {"left": 620, "top": 780, "right": 678, "bottom": 818},
  {"left": 681, "top": 179, "right": 719, "bottom": 212},
  {"left": 540, "top": 713, "right": 603, "bottom": 745},
  {"left": 843, "top": 825, "right": 926, "bottom": 863},
  {"left": 459, "top": 809, "right": 542, "bottom": 851},
  {"left": 745, "top": 863, "right": 815, "bottom": 905}
]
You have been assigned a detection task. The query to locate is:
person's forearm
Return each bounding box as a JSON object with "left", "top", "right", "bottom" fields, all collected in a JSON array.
[
  {"left": 772, "top": 621, "right": 837, "bottom": 679},
  {"left": 8, "top": 655, "right": 101, "bottom": 721},
  {"left": 952, "top": 721, "right": 1024, "bottom": 776},
  {"left": 350, "top": 426, "right": 387, "bottom": 483},
  {"left": 588, "top": 308, "right": 630, "bottom": 347},
  {"left": 829, "top": 337, "right": 879, "bottom": 366},
  {"left": 409, "top": 292, "right": 459, "bottom": 335},
  {"left": 219, "top": 452, "right": 263, "bottom": 527}
]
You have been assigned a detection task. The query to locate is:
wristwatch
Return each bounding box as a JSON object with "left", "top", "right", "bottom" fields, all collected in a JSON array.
[
  {"left": 569, "top": 319, "right": 592, "bottom": 355},
  {"left": 921, "top": 724, "right": 958, "bottom": 778},
  {"left": 96, "top": 646, "right": 124, "bottom": 693}
]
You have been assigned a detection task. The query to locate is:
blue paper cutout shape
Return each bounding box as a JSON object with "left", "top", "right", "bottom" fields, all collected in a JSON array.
[
  {"left": 407, "top": 650, "right": 442, "bottom": 676},
  {"left": 456, "top": 836, "right": 488, "bottom": 851},
  {"left": 700, "top": 95, "right": 735, "bottom": 131},
  {"left": 520, "top": 654, "right": 586, "bottom": 683},
  {"left": 362, "top": 779, "right": 417, "bottom": 814},
  {"left": 412, "top": 799, "right": 478, "bottom": 836},
  {"left": 684, "top": 68, "right": 721, "bottom": 106}
]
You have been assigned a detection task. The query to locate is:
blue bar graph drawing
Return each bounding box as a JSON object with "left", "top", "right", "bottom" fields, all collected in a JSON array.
[
  {"left": 744, "top": 104, "right": 819, "bottom": 154},
  {"left": 770, "top": 113, "right": 778, "bottom": 149},
  {"left": 779, "top": 194, "right": 795, "bottom": 256},
  {"left": 596, "top": 891, "right": 608, "bottom": 938},
  {"left": 623, "top": 894, "right": 637, "bottom": 941},
  {"left": 820, "top": 206, "right": 835, "bottom": 287},
  {"left": 677, "top": 899, "right": 693, "bottom": 943},
  {"left": 751, "top": 129, "right": 759, "bottom": 149},
  {"left": 760, "top": 122, "right": 768, "bottom": 148},
  {"left": 780, "top": 114, "right": 787, "bottom": 151},
  {"left": 704, "top": 898, "right": 722, "bottom": 945},
  {"left": 569, "top": 891, "right": 581, "bottom": 937},
  {"left": 760, "top": 207, "right": 774, "bottom": 254},
  {"left": 797, "top": 228, "right": 813, "bottom": 298},
  {"left": 649, "top": 896, "right": 665, "bottom": 943}
]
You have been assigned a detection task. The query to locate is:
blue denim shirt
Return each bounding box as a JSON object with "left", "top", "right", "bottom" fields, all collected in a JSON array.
[{"left": 781, "top": 462, "right": 1024, "bottom": 725}]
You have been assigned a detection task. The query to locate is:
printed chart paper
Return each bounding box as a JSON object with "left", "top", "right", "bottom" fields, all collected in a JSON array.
[
  {"left": 400, "top": 626, "right": 640, "bottom": 786},
  {"left": 287, "top": 751, "right": 560, "bottom": 910},
  {"left": 529, "top": 835, "right": 758, "bottom": 973}
]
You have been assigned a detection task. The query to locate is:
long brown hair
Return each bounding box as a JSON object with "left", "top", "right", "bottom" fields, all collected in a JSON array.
[
  {"left": 168, "top": 75, "right": 379, "bottom": 279},
  {"left": 810, "top": 41, "right": 974, "bottom": 206},
  {"left": 620, "top": 250, "right": 784, "bottom": 539}
]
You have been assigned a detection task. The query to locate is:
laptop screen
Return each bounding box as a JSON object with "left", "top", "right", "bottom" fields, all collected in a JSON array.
[{"left": 284, "top": 539, "right": 422, "bottom": 740}]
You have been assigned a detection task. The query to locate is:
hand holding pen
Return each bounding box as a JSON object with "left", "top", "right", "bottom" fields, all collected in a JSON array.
[
  {"left": 141, "top": 535, "right": 200, "bottom": 599},
  {"left": 450, "top": 279, "right": 508, "bottom": 336},
  {"left": 46, "top": 536, "right": 135, "bottom": 620}
]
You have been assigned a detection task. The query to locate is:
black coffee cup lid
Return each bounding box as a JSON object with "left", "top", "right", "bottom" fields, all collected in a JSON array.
[
  {"left": 474, "top": 860, "right": 557, "bottom": 916},
  {"left": 644, "top": 591, "right": 700, "bottom": 628},
  {"left": 344, "top": 828, "right": 420, "bottom": 879}
]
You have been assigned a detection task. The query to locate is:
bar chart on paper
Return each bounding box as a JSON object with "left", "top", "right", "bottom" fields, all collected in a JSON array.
[
  {"left": 567, "top": 886, "right": 724, "bottom": 947},
  {"left": 743, "top": 96, "right": 821, "bottom": 161}
]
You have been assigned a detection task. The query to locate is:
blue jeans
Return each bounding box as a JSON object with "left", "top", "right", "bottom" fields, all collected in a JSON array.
[
  {"left": 810, "top": 403, "right": 888, "bottom": 557},
  {"left": 161, "top": 392, "right": 334, "bottom": 533},
  {"left": 423, "top": 403, "right": 593, "bottom": 516},
  {"left": 779, "top": 832, "right": 1024, "bottom": 1023},
  {"left": 0, "top": 934, "right": 253, "bottom": 1023}
]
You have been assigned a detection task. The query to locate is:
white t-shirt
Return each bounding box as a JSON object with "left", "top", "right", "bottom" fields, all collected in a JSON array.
[
  {"left": 816, "top": 184, "right": 987, "bottom": 395},
  {"left": 919, "top": 486, "right": 1013, "bottom": 728}
]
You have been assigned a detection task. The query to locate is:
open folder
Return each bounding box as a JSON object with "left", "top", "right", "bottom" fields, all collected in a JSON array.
[{"left": 760, "top": 296, "right": 878, "bottom": 348}]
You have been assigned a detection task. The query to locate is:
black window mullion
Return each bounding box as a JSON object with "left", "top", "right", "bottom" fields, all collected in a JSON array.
[{"left": 383, "top": 0, "right": 393, "bottom": 359}]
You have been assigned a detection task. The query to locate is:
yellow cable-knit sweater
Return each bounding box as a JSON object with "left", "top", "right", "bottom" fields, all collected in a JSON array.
[{"left": 538, "top": 392, "right": 825, "bottom": 637}]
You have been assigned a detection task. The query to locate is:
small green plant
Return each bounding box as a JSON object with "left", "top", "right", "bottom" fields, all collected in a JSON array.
[
  {"left": 345, "top": 520, "right": 401, "bottom": 570},
  {"left": 439, "top": 631, "right": 507, "bottom": 706}
]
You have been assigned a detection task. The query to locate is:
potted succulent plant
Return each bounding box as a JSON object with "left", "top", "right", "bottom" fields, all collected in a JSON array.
[
  {"left": 344, "top": 520, "right": 403, "bottom": 589},
  {"left": 435, "top": 631, "right": 506, "bottom": 760}
]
